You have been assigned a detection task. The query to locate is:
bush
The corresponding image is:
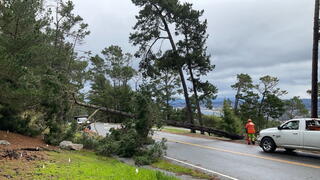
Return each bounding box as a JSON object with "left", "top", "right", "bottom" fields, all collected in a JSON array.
[
  {"left": 44, "top": 122, "right": 64, "bottom": 145},
  {"left": 96, "top": 139, "right": 119, "bottom": 156},
  {"left": 202, "top": 115, "right": 223, "bottom": 129},
  {"left": 134, "top": 138, "right": 167, "bottom": 166},
  {"left": 74, "top": 132, "right": 101, "bottom": 150},
  {"left": 0, "top": 108, "right": 42, "bottom": 137},
  {"left": 134, "top": 155, "right": 151, "bottom": 166},
  {"left": 94, "top": 128, "right": 141, "bottom": 157},
  {"left": 221, "top": 100, "right": 243, "bottom": 134},
  {"left": 94, "top": 128, "right": 166, "bottom": 166},
  {"left": 44, "top": 120, "right": 79, "bottom": 146},
  {"left": 115, "top": 129, "right": 141, "bottom": 157}
]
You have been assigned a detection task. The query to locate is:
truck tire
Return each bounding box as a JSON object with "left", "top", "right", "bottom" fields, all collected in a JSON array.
[{"left": 261, "top": 137, "right": 276, "bottom": 153}]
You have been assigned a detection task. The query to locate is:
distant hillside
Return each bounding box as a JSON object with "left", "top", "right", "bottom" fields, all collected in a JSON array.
[
  {"left": 170, "top": 98, "right": 233, "bottom": 109},
  {"left": 171, "top": 98, "right": 317, "bottom": 111}
]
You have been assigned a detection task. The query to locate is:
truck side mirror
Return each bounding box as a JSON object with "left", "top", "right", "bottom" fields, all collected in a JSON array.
[{"left": 277, "top": 126, "right": 282, "bottom": 130}]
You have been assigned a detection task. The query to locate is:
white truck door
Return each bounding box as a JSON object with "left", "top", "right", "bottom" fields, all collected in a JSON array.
[
  {"left": 279, "top": 120, "right": 302, "bottom": 147},
  {"left": 303, "top": 119, "right": 320, "bottom": 149}
]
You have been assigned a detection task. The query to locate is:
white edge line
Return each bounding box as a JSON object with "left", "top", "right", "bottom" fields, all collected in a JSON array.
[{"left": 164, "top": 156, "right": 239, "bottom": 180}]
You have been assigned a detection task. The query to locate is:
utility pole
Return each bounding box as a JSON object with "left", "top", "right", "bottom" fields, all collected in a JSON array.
[{"left": 311, "top": 0, "right": 319, "bottom": 118}]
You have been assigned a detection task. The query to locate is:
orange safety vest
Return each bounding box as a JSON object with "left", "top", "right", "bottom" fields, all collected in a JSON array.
[{"left": 245, "top": 122, "right": 256, "bottom": 134}]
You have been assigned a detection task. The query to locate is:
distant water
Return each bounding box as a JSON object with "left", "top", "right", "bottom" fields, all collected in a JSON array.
[
  {"left": 201, "top": 109, "right": 223, "bottom": 116},
  {"left": 171, "top": 98, "right": 317, "bottom": 112}
]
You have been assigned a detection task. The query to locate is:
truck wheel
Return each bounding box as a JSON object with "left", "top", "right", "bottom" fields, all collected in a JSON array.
[
  {"left": 261, "top": 137, "right": 276, "bottom": 153},
  {"left": 285, "top": 148, "right": 295, "bottom": 153}
]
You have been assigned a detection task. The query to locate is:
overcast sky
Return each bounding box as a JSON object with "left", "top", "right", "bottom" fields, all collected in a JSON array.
[{"left": 72, "top": 0, "right": 315, "bottom": 99}]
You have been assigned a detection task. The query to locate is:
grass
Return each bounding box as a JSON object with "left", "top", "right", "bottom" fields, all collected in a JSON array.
[
  {"left": 159, "top": 126, "right": 231, "bottom": 142},
  {"left": 32, "top": 151, "right": 179, "bottom": 180},
  {"left": 152, "top": 159, "right": 215, "bottom": 179},
  {"left": 161, "top": 127, "right": 190, "bottom": 134}
]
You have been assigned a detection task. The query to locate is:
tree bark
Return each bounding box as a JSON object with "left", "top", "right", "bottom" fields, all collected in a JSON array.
[
  {"left": 164, "top": 70, "right": 171, "bottom": 121},
  {"left": 187, "top": 62, "right": 204, "bottom": 134},
  {"left": 184, "top": 32, "right": 204, "bottom": 134},
  {"left": 72, "top": 93, "right": 135, "bottom": 119},
  {"left": 234, "top": 87, "right": 241, "bottom": 113},
  {"left": 312, "top": 0, "right": 319, "bottom": 118},
  {"left": 158, "top": 14, "right": 195, "bottom": 133}
]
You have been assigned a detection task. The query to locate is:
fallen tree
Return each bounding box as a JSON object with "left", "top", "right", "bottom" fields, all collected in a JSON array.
[
  {"left": 72, "top": 93, "right": 135, "bottom": 119},
  {"left": 166, "top": 121, "right": 244, "bottom": 140},
  {"left": 72, "top": 94, "right": 243, "bottom": 140}
]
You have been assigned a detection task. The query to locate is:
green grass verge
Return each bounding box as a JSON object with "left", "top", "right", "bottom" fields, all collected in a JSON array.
[
  {"left": 32, "top": 151, "right": 178, "bottom": 180},
  {"left": 152, "top": 159, "right": 214, "bottom": 179},
  {"left": 161, "top": 127, "right": 190, "bottom": 134}
]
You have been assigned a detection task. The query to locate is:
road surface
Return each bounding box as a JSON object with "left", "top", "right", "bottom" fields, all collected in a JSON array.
[{"left": 93, "top": 123, "right": 320, "bottom": 180}]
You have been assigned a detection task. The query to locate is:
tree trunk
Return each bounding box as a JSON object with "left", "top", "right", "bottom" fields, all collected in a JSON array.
[
  {"left": 257, "top": 93, "right": 266, "bottom": 130},
  {"left": 188, "top": 63, "right": 204, "bottom": 134},
  {"left": 165, "top": 72, "right": 170, "bottom": 121},
  {"left": 160, "top": 16, "right": 195, "bottom": 133},
  {"left": 312, "top": 0, "right": 319, "bottom": 118},
  {"left": 184, "top": 32, "right": 204, "bottom": 134},
  {"left": 234, "top": 87, "right": 241, "bottom": 113}
]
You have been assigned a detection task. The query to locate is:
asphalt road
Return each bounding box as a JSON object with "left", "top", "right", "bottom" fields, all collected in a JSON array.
[
  {"left": 90, "top": 122, "right": 120, "bottom": 136},
  {"left": 93, "top": 123, "right": 320, "bottom": 180},
  {"left": 154, "top": 131, "right": 320, "bottom": 180}
]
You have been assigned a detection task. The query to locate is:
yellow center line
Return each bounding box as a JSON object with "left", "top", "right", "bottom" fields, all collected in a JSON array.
[{"left": 158, "top": 137, "right": 320, "bottom": 169}]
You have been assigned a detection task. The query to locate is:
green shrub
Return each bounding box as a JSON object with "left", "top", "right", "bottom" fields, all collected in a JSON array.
[
  {"left": 0, "top": 108, "right": 42, "bottom": 137},
  {"left": 63, "top": 120, "right": 78, "bottom": 141},
  {"left": 221, "top": 100, "right": 243, "bottom": 134},
  {"left": 44, "top": 121, "right": 79, "bottom": 146},
  {"left": 134, "top": 155, "right": 151, "bottom": 165},
  {"left": 144, "top": 136, "right": 155, "bottom": 145},
  {"left": 96, "top": 139, "right": 119, "bottom": 156},
  {"left": 94, "top": 128, "right": 141, "bottom": 157},
  {"left": 74, "top": 133, "right": 101, "bottom": 150},
  {"left": 44, "top": 132, "right": 63, "bottom": 146},
  {"left": 202, "top": 115, "right": 223, "bottom": 129},
  {"left": 134, "top": 138, "right": 167, "bottom": 166},
  {"left": 116, "top": 129, "right": 142, "bottom": 157}
]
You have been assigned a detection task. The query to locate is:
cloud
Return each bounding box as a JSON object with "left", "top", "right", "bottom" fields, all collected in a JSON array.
[{"left": 72, "top": 0, "right": 315, "bottom": 99}]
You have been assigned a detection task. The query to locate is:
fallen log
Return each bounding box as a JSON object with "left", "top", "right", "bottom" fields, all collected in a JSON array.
[
  {"left": 166, "top": 121, "right": 244, "bottom": 140},
  {"left": 72, "top": 93, "right": 135, "bottom": 119},
  {"left": 72, "top": 93, "right": 243, "bottom": 140}
]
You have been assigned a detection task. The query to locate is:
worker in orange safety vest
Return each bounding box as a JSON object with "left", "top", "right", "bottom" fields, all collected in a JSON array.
[{"left": 245, "top": 119, "right": 256, "bottom": 145}]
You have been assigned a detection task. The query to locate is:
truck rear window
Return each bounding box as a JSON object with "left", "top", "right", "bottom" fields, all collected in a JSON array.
[{"left": 306, "top": 120, "right": 320, "bottom": 131}]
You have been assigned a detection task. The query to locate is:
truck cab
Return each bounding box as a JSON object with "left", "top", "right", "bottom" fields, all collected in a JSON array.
[{"left": 257, "top": 118, "right": 320, "bottom": 152}]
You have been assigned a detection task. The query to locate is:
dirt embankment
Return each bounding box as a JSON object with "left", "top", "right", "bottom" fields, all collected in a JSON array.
[
  {"left": 0, "top": 131, "right": 47, "bottom": 150},
  {"left": 0, "top": 131, "right": 57, "bottom": 161},
  {"left": 0, "top": 131, "right": 58, "bottom": 179}
]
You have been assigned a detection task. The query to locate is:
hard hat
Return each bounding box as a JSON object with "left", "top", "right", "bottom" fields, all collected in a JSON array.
[{"left": 248, "top": 119, "right": 252, "bottom": 122}]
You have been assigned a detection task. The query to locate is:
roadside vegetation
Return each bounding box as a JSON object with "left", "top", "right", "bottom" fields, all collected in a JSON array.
[
  {"left": 34, "top": 151, "right": 178, "bottom": 180},
  {"left": 0, "top": 131, "right": 217, "bottom": 180},
  {"left": 153, "top": 159, "right": 215, "bottom": 179},
  {"left": 0, "top": 149, "right": 178, "bottom": 180},
  {"left": 0, "top": 0, "right": 312, "bottom": 179}
]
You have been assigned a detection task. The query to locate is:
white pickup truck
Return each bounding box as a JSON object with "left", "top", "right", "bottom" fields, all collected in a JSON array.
[{"left": 257, "top": 118, "right": 320, "bottom": 153}]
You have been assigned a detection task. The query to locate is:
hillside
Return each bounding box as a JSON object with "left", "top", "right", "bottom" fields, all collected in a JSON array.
[{"left": 171, "top": 98, "right": 316, "bottom": 111}]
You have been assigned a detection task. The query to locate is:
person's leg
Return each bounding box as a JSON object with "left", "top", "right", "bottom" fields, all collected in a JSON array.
[
  {"left": 250, "top": 134, "right": 256, "bottom": 145},
  {"left": 246, "top": 134, "right": 251, "bottom": 145}
]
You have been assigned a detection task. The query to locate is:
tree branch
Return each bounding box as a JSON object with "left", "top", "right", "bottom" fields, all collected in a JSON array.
[
  {"left": 72, "top": 93, "right": 135, "bottom": 119},
  {"left": 146, "top": 36, "right": 168, "bottom": 55}
]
